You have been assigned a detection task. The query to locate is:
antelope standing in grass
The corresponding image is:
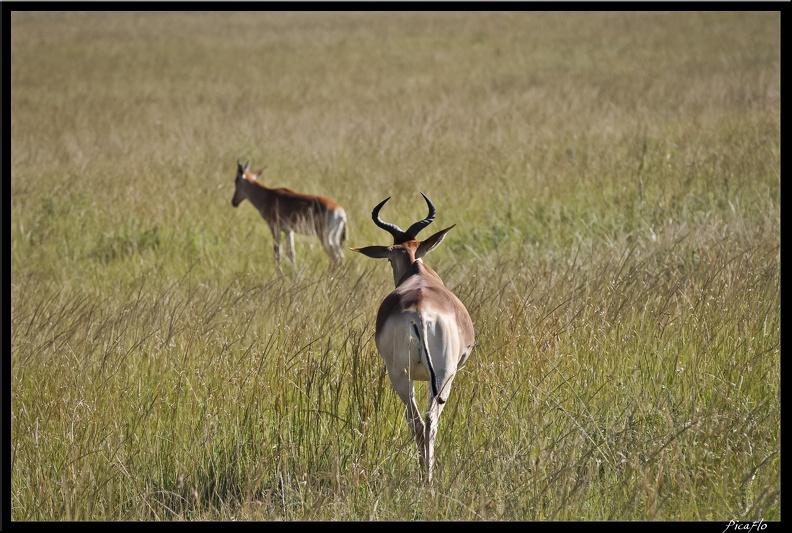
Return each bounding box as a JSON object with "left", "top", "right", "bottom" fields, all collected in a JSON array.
[
  {"left": 231, "top": 160, "right": 348, "bottom": 270},
  {"left": 351, "top": 193, "right": 475, "bottom": 482}
]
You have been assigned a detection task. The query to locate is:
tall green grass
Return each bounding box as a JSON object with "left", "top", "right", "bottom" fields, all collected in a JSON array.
[{"left": 10, "top": 11, "right": 779, "bottom": 520}]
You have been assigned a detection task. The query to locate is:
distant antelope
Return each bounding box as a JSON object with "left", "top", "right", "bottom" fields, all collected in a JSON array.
[
  {"left": 351, "top": 193, "right": 475, "bottom": 482},
  {"left": 231, "top": 160, "right": 348, "bottom": 269}
]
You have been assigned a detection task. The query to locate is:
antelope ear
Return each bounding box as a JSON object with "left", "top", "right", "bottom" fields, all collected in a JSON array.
[
  {"left": 416, "top": 225, "right": 455, "bottom": 259},
  {"left": 254, "top": 166, "right": 267, "bottom": 179},
  {"left": 244, "top": 161, "right": 251, "bottom": 172},
  {"left": 350, "top": 245, "right": 392, "bottom": 259}
]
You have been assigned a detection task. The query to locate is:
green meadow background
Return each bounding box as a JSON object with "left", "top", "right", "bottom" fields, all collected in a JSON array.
[{"left": 9, "top": 11, "right": 780, "bottom": 520}]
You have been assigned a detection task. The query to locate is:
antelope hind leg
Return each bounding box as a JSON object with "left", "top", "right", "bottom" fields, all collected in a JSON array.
[
  {"left": 391, "top": 375, "right": 427, "bottom": 472},
  {"left": 424, "top": 373, "right": 457, "bottom": 482}
]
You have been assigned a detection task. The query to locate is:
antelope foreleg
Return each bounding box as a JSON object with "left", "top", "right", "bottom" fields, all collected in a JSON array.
[
  {"left": 271, "top": 235, "right": 282, "bottom": 272},
  {"left": 285, "top": 231, "right": 296, "bottom": 268}
]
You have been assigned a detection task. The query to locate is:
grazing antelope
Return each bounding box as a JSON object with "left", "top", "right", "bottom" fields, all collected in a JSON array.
[
  {"left": 231, "top": 160, "right": 348, "bottom": 270},
  {"left": 351, "top": 193, "right": 475, "bottom": 482}
]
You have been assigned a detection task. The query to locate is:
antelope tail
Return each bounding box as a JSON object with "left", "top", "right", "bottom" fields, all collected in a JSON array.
[{"left": 412, "top": 318, "right": 438, "bottom": 397}]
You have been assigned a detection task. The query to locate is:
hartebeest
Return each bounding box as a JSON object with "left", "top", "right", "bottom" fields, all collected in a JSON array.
[
  {"left": 351, "top": 193, "right": 475, "bottom": 482},
  {"left": 231, "top": 160, "right": 348, "bottom": 269}
]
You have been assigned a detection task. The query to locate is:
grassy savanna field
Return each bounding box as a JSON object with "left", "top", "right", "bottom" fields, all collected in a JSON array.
[{"left": 9, "top": 11, "right": 780, "bottom": 521}]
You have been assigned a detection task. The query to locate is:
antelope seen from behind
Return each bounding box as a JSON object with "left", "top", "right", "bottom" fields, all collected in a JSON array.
[
  {"left": 231, "top": 160, "right": 348, "bottom": 270},
  {"left": 352, "top": 193, "right": 475, "bottom": 482}
]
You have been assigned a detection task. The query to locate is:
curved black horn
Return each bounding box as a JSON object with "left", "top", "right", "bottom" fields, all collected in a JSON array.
[
  {"left": 403, "top": 192, "right": 436, "bottom": 240},
  {"left": 371, "top": 196, "right": 406, "bottom": 241}
]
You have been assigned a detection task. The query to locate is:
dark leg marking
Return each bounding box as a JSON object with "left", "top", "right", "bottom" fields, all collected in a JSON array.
[{"left": 413, "top": 322, "right": 438, "bottom": 397}]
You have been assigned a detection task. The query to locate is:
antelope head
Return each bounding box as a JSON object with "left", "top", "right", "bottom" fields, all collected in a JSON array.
[
  {"left": 231, "top": 160, "right": 266, "bottom": 207},
  {"left": 352, "top": 192, "right": 454, "bottom": 286}
]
